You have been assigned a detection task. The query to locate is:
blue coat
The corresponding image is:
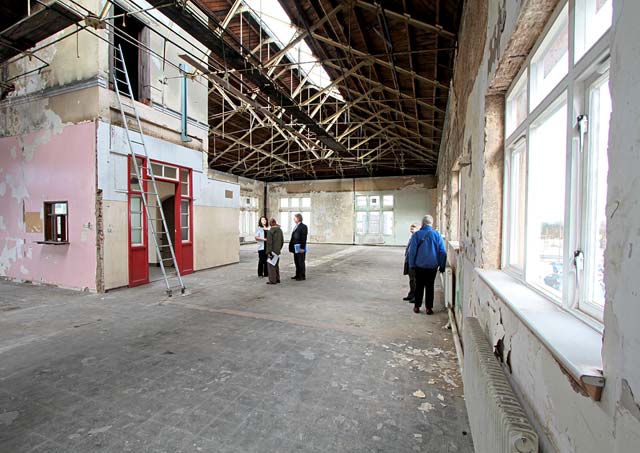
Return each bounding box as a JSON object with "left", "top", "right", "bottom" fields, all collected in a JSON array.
[{"left": 408, "top": 225, "right": 447, "bottom": 271}]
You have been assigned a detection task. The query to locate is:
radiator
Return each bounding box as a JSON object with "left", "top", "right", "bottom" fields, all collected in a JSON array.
[
  {"left": 443, "top": 267, "right": 454, "bottom": 308},
  {"left": 462, "top": 317, "right": 539, "bottom": 453}
]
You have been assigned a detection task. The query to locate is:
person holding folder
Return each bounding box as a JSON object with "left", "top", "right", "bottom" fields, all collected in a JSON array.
[
  {"left": 266, "top": 218, "right": 284, "bottom": 285},
  {"left": 288, "top": 213, "right": 308, "bottom": 281}
]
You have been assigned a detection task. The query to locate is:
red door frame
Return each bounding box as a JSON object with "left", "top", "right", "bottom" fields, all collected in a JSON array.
[
  {"left": 128, "top": 157, "right": 149, "bottom": 286},
  {"left": 128, "top": 158, "right": 193, "bottom": 286}
]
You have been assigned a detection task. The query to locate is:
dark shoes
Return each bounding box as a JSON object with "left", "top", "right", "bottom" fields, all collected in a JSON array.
[
  {"left": 266, "top": 281, "right": 280, "bottom": 285},
  {"left": 292, "top": 276, "right": 306, "bottom": 281},
  {"left": 426, "top": 308, "right": 434, "bottom": 315},
  {"left": 402, "top": 295, "right": 413, "bottom": 301},
  {"left": 413, "top": 307, "right": 420, "bottom": 314}
]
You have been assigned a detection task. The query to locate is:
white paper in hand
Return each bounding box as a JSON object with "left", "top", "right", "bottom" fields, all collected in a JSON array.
[{"left": 267, "top": 254, "right": 279, "bottom": 266}]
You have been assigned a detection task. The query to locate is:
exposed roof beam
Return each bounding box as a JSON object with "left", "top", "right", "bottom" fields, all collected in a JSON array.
[
  {"left": 311, "top": 32, "right": 449, "bottom": 92},
  {"left": 147, "top": 0, "right": 347, "bottom": 156},
  {"left": 353, "top": 0, "right": 456, "bottom": 39}
]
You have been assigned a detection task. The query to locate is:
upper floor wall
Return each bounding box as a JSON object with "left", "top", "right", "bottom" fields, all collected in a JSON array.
[{"left": 0, "top": 0, "right": 208, "bottom": 145}]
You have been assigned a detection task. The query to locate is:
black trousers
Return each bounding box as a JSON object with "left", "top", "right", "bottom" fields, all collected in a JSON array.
[
  {"left": 258, "top": 250, "right": 268, "bottom": 277},
  {"left": 407, "top": 268, "right": 416, "bottom": 299},
  {"left": 294, "top": 252, "right": 306, "bottom": 279},
  {"left": 414, "top": 267, "right": 438, "bottom": 309}
]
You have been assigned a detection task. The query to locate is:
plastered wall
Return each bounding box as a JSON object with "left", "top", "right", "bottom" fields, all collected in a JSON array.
[
  {"left": 266, "top": 176, "right": 437, "bottom": 246},
  {"left": 0, "top": 122, "right": 97, "bottom": 290},
  {"left": 436, "top": 0, "right": 640, "bottom": 451}
]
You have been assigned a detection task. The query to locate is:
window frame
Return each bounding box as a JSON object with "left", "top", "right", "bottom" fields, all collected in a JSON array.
[
  {"left": 43, "top": 201, "right": 69, "bottom": 244},
  {"left": 502, "top": 0, "right": 611, "bottom": 327},
  {"left": 279, "top": 195, "right": 312, "bottom": 233}
]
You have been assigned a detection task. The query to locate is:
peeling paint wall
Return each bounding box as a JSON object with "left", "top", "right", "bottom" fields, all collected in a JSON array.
[
  {"left": 437, "top": 0, "right": 640, "bottom": 451},
  {"left": 267, "top": 176, "right": 437, "bottom": 246},
  {"left": 0, "top": 122, "right": 97, "bottom": 290}
]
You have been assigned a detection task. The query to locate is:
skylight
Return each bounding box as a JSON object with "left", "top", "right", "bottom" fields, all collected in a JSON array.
[{"left": 243, "top": 0, "right": 342, "bottom": 100}]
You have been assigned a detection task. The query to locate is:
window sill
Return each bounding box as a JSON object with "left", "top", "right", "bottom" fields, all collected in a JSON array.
[
  {"left": 36, "top": 241, "right": 69, "bottom": 245},
  {"left": 476, "top": 268, "right": 605, "bottom": 401}
]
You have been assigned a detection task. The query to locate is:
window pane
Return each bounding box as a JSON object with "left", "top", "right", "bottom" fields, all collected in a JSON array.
[
  {"left": 369, "top": 196, "right": 380, "bottom": 208},
  {"left": 507, "top": 141, "right": 527, "bottom": 269},
  {"left": 279, "top": 212, "right": 289, "bottom": 232},
  {"left": 290, "top": 198, "right": 300, "bottom": 208},
  {"left": 301, "top": 197, "right": 311, "bottom": 208},
  {"left": 150, "top": 162, "right": 162, "bottom": 178},
  {"left": 180, "top": 168, "right": 189, "bottom": 183},
  {"left": 383, "top": 211, "right": 394, "bottom": 235},
  {"left": 131, "top": 196, "right": 142, "bottom": 213},
  {"left": 181, "top": 227, "right": 189, "bottom": 241},
  {"left": 130, "top": 196, "right": 143, "bottom": 245},
  {"left": 383, "top": 195, "right": 394, "bottom": 207},
  {"left": 280, "top": 198, "right": 289, "bottom": 208},
  {"left": 575, "top": 0, "right": 612, "bottom": 62},
  {"left": 131, "top": 228, "right": 142, "bottom": 244},
  {"left": 54, "top": 203, "right": 67, "bottom": 215},
  {"left": 527, "top": 96, "right": 567, "bottom": 296},
  {"left": 506, "top": 71, "right": 528, "bottom": 136},
  {"left": 584, "top": 75, "right": 611, "bottom": 311},
  {"left": 368, "top": 211, "right": 381, "bottom": 234},
  {"left": 356, "top": 196, "right": 367, "bottom": 208},
  {"left": 530, "top": 5, "right": 568, "bottom": 110},
  {"left": 356, "top": 212, "right": 367, "bottom": 234},
  {"left": 163, "top": 165, "right": 177, "bottom": 180}
]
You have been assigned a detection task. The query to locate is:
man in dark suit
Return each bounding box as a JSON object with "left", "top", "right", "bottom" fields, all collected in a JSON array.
[{"left": 288, "top": 213, "right": 308, "bottom": 281}]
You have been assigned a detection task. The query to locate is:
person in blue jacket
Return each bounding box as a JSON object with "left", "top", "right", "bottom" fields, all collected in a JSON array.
[{"left": 408, "top": 215, "right": 447, "bottom": 315}]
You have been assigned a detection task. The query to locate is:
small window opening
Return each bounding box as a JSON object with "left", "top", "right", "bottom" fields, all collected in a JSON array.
[{"left": 44, "top": 202, "right": 68, "bottom": 243}]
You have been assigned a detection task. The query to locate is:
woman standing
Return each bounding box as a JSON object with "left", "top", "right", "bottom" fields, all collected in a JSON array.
[{"left": 255, "top": 216, "right": 269, "bottom": 278}]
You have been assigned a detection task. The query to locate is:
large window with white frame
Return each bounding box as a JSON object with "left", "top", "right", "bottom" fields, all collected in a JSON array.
[
  {"left": 239, "top": 196, "right": 258, "bottom": 239},
  {"left": 279, "top": 196, "right": 311, "bottom": 233},
  {"left": 502, "top": 0, "right": 612, "bottom": 323},
  {"left": 355, "top": 193, "right": 395, "bottom": 236}
]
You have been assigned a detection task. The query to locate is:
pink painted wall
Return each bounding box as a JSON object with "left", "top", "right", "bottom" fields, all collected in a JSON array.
[{"left": 0, "top": 121, "right": 97, "bottom": 290}]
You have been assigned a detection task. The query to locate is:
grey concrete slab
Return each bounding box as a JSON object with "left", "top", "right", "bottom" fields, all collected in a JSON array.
[{"left": 0, "top": 244, "right": 473, "bottom": 452}]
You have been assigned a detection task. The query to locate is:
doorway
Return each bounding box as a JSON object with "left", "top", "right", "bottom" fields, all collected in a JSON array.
[
  {"left": 128, "top": 159, "right": 193, "bottom": 287},
  {"left": 149, "top": 181, "right": 176, "bottom": 282}
]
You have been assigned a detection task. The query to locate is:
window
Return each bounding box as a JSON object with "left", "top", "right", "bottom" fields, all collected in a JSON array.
[
  {"left": 356, "top": 211, "right": 367, "bottom": 234},
  {"left": 503, "top": 0, "right": 611, "bottom": 322},
  {"left": 130, "top": 196, "right": 143, "bottom": 245},
  {"left": 505, "top": 140, "right": 527, "bottom": 269},
  {"left": 149, "top": 162, "right": 179, "bottom": 181},
  {"left": 240, "top": 196, "right": 258, "bottom": 238},
  {"left": 44, "top": 202, "right": 68, "bottom": 243},
  {"left": 581, "top": 73, "right": 611, "bottom": 316},
  {"left": 530, "top": 5, "right": 568, "bottom": 110},
  {"left": 355, "top": 192, "right": 396, "bottom": 237},
  {"left": 574, "top": 0, "right": 612, "bottom": 62},
  {"left": 506, "top": 71, "right": 528, "bottom": 136},
  {"left": 368, "top": 211, "right": 381, "bottom": 234},
  {"left": 383, "top": 211, "right": 394, "bottom": 236},
  {"left": 181, "top": 200, "right": 190, "bottom": 241},
  {"left": 527, "top": 96, "right": 567, "bottom": 296},
  {"left": 279, "top": 196, "right": 312, "bottom": 233},
  {"left": 180, "top": 168, "right": 189, "bottom": 196},
  {"left": 279, "top": 212, "right": 290, "bottom": 233}
]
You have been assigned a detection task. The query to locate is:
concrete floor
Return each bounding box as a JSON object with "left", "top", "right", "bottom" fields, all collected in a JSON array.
[{"left": 0, "top": 244, "right": 473, "bottom": 452}]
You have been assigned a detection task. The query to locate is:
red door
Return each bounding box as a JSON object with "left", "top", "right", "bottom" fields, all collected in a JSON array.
[{"left": 128, "top": 158, "right": 149, "bottom": 286}]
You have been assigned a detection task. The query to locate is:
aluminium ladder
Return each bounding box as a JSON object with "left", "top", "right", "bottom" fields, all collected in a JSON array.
[{"left": 112, "top": 44, "right": 185, "bottom": 296}]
